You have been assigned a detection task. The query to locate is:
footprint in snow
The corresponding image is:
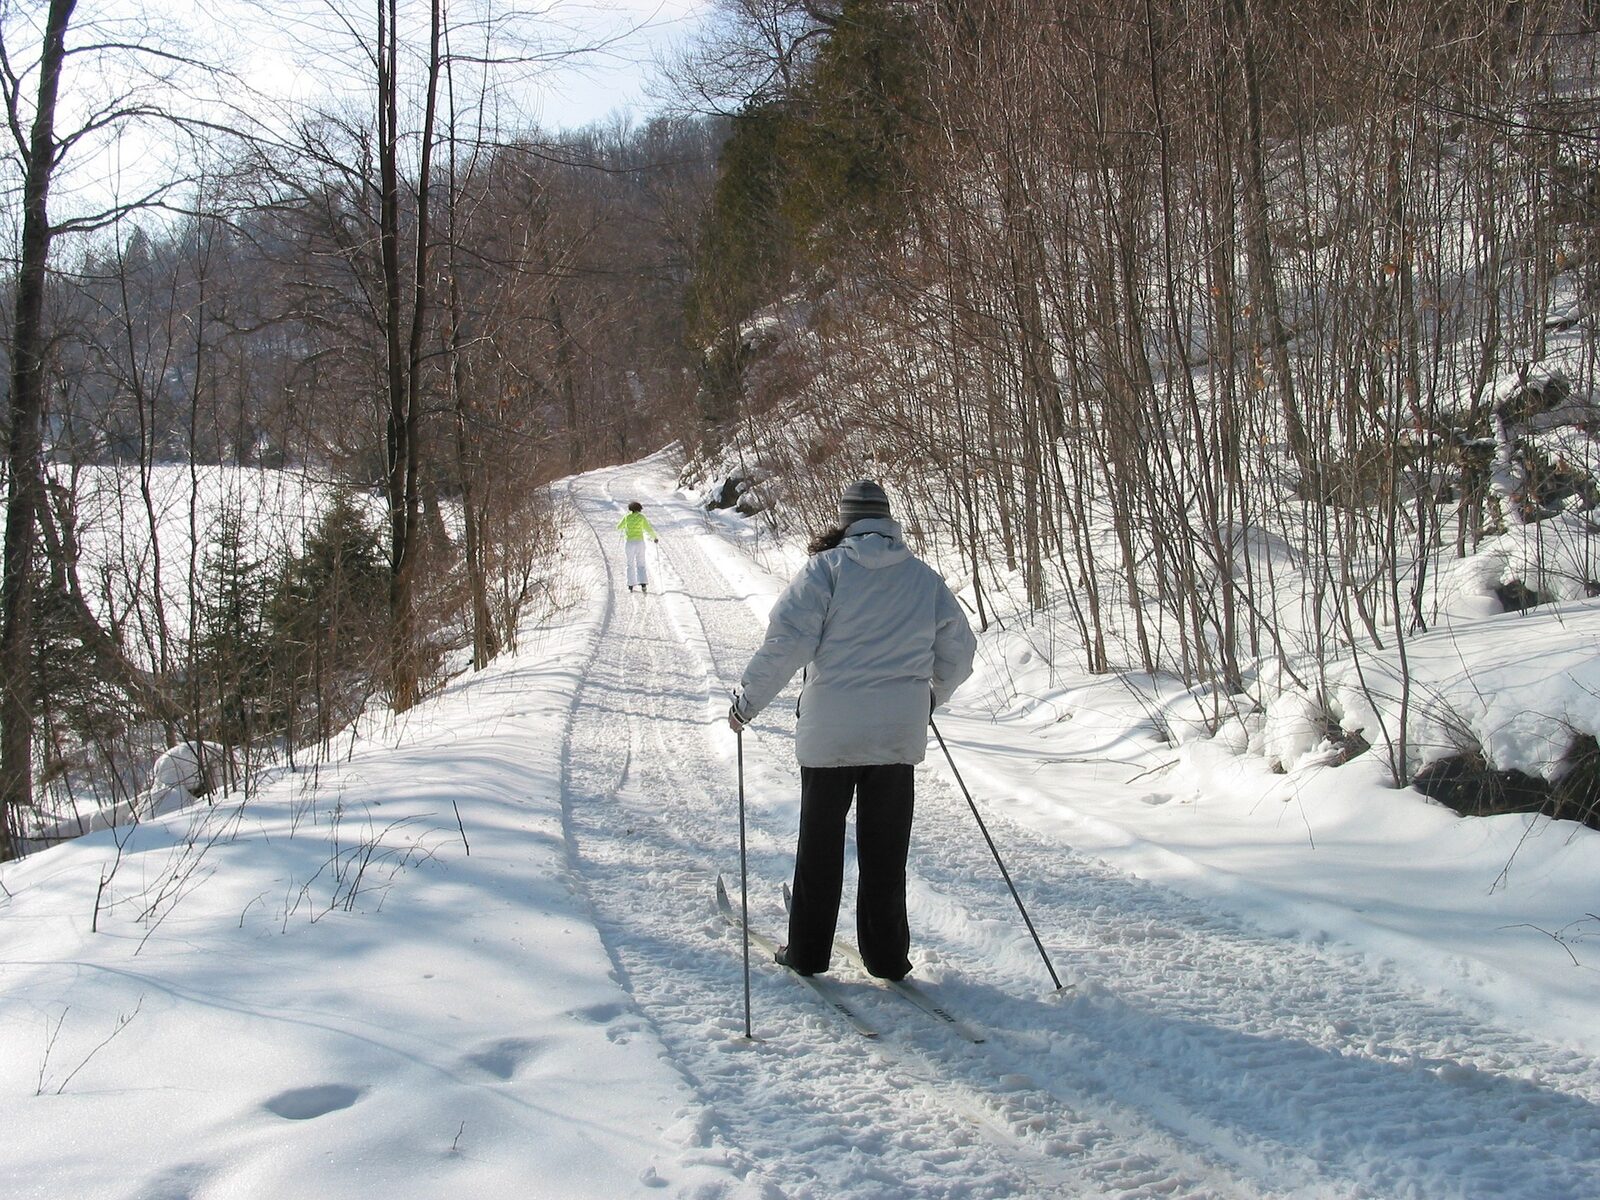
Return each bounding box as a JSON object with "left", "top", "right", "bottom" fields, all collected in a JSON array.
[
  {"left": 568, "top": 1001, "right": 643, "bottom": 1044},
  {"left": 570, "top": 1001, "right": 626, "bottom": 1024},
  {"left": 134, "top": 1159, "right": 212, "bottom": 1199},
  {"left": 463, "top": 1037, "right": 545, "bottom": 1081},
  {"left": 263, "top": 1083, "right": 365, "bottom": 1120}
]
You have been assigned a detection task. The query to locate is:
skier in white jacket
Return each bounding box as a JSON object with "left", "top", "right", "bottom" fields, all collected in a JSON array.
[{"left": 728, "top": 480, "right": 977, "bottom": 980}]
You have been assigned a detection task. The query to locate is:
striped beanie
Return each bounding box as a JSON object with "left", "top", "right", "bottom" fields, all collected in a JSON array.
[{"left": 839, "top": 479, "right": 891, "bottom": 526}]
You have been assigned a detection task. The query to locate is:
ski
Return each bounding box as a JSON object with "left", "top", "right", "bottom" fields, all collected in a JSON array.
[
  {"left": 715, "top": 876, "right": 878, "bottom": 1040},
  {"left": 782, "top": 883, "right": 986, "bottom": 1044}
]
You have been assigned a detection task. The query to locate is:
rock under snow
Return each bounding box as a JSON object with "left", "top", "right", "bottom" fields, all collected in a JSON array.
[{"left": 148, "top": 741, "right": 227, "bottom": 803}]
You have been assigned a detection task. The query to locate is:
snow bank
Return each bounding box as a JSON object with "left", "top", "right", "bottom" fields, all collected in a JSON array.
[
  {"left": 945, "top": 591, "right": 1600, "bottom": 1056},
  {"left": 1328, "top": 598, "right": 1600, "bottom": 779}
]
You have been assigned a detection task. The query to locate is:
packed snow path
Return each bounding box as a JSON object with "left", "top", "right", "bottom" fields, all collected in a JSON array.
[{"left": 560, "top": 463, "right": 1600, "bottom": 1200}]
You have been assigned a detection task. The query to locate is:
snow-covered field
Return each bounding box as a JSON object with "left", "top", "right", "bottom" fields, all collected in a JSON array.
[
  {"left": 2, "top": 453, "right": 1598, "bottom": 1198},
  {"left": 69, "top": 463, "right": 369, "bottom": 646}
]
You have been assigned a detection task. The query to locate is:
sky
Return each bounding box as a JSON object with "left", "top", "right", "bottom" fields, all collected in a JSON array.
[
  {"left": 0, "top": 0, "right": 713, "bottom": 222},
  {"left": 218, "top": 0, "right": 717, "bottom": 133},
  {"left": 529, "top": 0, "right": 714, "bottom": 129}
]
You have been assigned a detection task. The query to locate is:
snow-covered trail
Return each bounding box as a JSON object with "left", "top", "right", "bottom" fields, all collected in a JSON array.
[{"left": 562, "top": 461, "right": 1600, "bottom": 1200}]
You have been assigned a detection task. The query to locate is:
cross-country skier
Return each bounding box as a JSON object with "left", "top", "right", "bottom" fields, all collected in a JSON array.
[
  {"left": 617, "top": 501, "right": 659, "bottom": 592},
  {"left": 727, "top": 480, "right": 977, "bottom": 980}
]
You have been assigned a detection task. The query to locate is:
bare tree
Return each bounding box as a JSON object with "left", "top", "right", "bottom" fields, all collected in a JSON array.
[{"left": 1, "top": 0, "right": 76, "bottom": 858}]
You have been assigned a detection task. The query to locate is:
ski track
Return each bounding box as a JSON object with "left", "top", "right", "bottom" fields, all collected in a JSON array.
[{"left": 559, "top": 465, "right": 1600, "bottom": 1200}]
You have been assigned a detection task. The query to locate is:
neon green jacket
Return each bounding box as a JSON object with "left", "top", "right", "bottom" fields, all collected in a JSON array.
[{"left": 617, "top": 511, "right": 658, "bottom": 541}]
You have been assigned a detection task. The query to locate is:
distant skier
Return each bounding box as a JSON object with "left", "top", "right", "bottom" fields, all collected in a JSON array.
[
  {"left": 617, "top": 501, "right": 660, "bottom": 592},
  {"left": 728, "top": 480, "right": 976, "bottom": 980}
]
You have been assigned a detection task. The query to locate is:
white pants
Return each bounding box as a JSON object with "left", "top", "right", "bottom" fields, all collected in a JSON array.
[{"left": 625, "top": 539, "right": 649, "bottom": 587}]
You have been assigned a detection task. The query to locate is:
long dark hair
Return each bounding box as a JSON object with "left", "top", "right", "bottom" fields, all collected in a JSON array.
[{"left": 807, "top": 525, "right": 848, "bottom": 555}]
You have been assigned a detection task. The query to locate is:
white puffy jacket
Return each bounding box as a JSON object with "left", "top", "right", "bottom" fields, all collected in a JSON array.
[{"left": 734, "top": 518, "right": 977, "bottom": 767}]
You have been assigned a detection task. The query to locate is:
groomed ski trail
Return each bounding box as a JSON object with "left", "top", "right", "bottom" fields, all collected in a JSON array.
[{"left": 557, "top": 460, "right": 1600, "bottom": 1200}]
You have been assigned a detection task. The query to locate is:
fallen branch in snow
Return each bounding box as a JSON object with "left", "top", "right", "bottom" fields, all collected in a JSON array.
[
  {"left": 130, "top": 800, "right": 250, "bottom": 955},
  {"left": 92, "top": 817, "right": 139, "bottom": 934},
  {"left": 1500, "top": 917, "right": 1598, "bottom": 968},
  {"left": 279, "top": 808, "right": 441, "bottom": 926},
  {"left": 1123, "top": 758, "right": 1179, "bottom": 784},
  {"left": 34, "top": 1009, "right": 67, "bottom": 1097},
  {"left": 37, "top": 996, "right": 145, "bottom": 1095}
]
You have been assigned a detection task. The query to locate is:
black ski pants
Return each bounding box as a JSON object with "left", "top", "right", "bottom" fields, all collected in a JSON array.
[{"left": 785, "top": 763, "right": 915, "bottom": 980}]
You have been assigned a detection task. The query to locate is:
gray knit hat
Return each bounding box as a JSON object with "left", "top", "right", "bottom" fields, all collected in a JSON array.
[{"left": 839, "top": 479, "right": 891, "bottom": 526}]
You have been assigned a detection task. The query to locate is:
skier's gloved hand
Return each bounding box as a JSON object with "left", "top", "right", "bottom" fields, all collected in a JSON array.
[{"left": 728, "top": 704, "right": 747, "bottom": 733}]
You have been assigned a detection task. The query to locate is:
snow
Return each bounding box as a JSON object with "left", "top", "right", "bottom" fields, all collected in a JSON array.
[
  {"left": 1326, "top": 599, "right": 1600, "bottom": 779},
  {"left": 2, "top": 453, "right": 1599, "bottom": 1198},
  {"left": 147, "top": 740, "right": 229, "bottom": 799}
]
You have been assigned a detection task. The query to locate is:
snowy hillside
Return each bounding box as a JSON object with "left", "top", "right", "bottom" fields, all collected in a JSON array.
[{"left": 2, "top": 455, "right": 1598, "bottom": 1199}]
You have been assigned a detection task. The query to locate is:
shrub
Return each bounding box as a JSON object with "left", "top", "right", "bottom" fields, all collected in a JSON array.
[{"left": 1414, "top": 743, "right": 1600, "bottom": 832}]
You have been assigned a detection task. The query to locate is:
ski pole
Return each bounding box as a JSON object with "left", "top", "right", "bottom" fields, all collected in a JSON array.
[
  {"left": 930, "top": 718, "right": 1064, "bottom": 992},
  {"left": 736, "top": 727, "right": 753, "bottom": 1038}
]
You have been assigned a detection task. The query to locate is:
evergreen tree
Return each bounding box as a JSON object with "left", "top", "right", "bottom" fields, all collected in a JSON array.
[
  {"left": 686, "top": 2, "right": 925, "bottom": 357},
  {"left": 193, "top": 508, "right": 274, "bottom": 743},
  {"left": 263, "top": 492, "right": 388, "bottom": 745}
]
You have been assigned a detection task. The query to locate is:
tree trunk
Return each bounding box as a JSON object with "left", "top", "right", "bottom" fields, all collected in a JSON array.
[
  {"left": 1226, "top": 0, "right": 1315, "bottom": 487},
  {"left": 380, "top": 0, "right": 443, "bottom": 712},
  {"left": 1, "top": 0, "right": 77, "bottom": 859}
]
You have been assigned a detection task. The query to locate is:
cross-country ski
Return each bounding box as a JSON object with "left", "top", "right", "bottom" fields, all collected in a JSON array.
[
  {"left": 715, "top": 875, "right": 878, "bottom": 1040},
  {"left": 782, "top": 880, "right": 989, "bottom": 1043}
]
